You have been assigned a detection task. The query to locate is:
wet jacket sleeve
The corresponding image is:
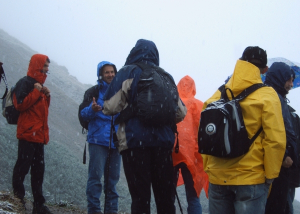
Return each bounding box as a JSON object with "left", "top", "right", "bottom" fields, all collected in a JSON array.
[
  {"left": 262, "top": 92, "right": 286, "bottom": 179},
  {"left": 13, "top": 88, "right": 41, "bottom": 112},
  {"left": 46, "top": 96, "right": 50, "bottom": 107},
  {"left": 103, "top": 72, "right": 133, "bottom": 116},
  {"left": 279, "top": 96, "right": 297, "bottom": 164},
  {"left": 80, "top": 102, "right": 96, "bottom": 121},
  {"left": 176, "top": 98, "right": 187, "bottom": 123}
]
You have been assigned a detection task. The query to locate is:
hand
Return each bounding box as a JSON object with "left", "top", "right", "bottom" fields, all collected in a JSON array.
[
  {"left": 34, "top": 83, "right": 43, "bottom": 91},
  {"left": 282, "top": 156, "right": 293, "bottom": 168},
  {"left": 91, "top": 97, "right": 102, "bottom": 112},
  {"left": 41, "top": 86, "right": 51, "bottom": 97}
]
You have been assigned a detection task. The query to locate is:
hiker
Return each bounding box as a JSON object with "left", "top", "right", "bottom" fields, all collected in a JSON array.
[
  {"left": 286, "top": 105, "right": 300, "bottom": 214},
  {"left": 201, "top": 46, "right": 286, "bottom": 214},
  {"left": 172, "top": 75, "right": 209, "bottom": 214},
  {"left": 12, "top": 54, "right": 52, "bottom": 214},
  {"left": 103, "top": 39, "right": 187, "bottom": 214},
  {"left": 80, "top": 61, "right": 120, "bottom": 214},
  {"left": 264, "top": 62, "right": 297, "bottom": 214}
]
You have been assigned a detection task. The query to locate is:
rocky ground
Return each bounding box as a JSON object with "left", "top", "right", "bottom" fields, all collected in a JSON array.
[{"left": 0, "top": 191, "right": 130, "bottom": 214}]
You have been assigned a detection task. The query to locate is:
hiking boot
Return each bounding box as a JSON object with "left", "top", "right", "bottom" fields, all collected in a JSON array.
[
  {"left": 14, "top": 196, "right": 26, "bottom": 210},
  {"left": 32, "top": 204, "right": 53, "bottom": 214}
]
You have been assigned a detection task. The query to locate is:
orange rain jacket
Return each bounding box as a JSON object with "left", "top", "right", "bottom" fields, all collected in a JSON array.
[
  {"left": 172, "top": 75, "right": 209, "bottom": 198},
  {"left": 13, "top": 54, "right": 50, "bottom": 144}
]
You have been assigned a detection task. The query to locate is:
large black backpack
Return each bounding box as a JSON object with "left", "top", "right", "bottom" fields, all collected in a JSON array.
[
  {"left": 78, "top": 85, "right": 99, "bottom": 132},
  {"left": 116, "top": 62, "right": 179, "bottom": 127},
  {"left": 198, "top": 84, "right": 265, "bottom": 158}
]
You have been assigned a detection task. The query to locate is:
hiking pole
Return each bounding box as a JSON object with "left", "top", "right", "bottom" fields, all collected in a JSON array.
[
  {"left": 175, "top": 169, "right": 184, "bottom": 214},
  {"left": 104, "top": 116, "right": 113, "bottom": 214}
]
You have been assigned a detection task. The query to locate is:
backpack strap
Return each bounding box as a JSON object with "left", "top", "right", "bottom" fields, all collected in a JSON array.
[
  {"left": 250, "top": 127, "right": 263, "bottom": 143},
  {"left": 235, "top": 83, "right": 266, "bottom": 101},
  {"left": 114, "top": 63, "right": 153, "bottom": 125},
  {"left": 237, "top": 84, "right": 265, "bottom": 143},
  {"left": 219, "top": 83, "right": 265, "bottom": 144}
]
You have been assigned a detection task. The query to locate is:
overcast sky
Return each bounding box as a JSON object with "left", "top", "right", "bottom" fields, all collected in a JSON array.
[{"left": 1, "top": 0, "right": 300, "bottom": 201}]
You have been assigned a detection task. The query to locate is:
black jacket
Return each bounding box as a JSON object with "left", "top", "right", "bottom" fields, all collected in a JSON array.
[
  {"left": 264, "top": 62, "right": 297, "bottom": 165},
  {"left": 288, "top": 105, "right": 300, "bottom": 187}
]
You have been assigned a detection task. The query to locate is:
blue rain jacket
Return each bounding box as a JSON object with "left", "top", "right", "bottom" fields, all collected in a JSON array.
[
  {"left": 264, "top": 62, "right": 297, "bottom": 164},
  {"left": 81, "top": 61, "right": 119, "bottom": 148}
]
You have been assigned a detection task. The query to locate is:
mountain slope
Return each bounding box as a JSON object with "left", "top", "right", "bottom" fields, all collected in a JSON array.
[{"left": 1, "top": 29, "right": 208, "bottom": 213}]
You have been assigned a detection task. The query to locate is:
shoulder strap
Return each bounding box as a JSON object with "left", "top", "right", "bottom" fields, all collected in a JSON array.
[
  {"left": 218, "top": 84, "right": 225, "bottom": 92},
  {"left": 237, "top": 84, "right": 265, "bottom": 142},
  {"left": 250, "top": 127, "right": 263, "bottom": 143},
  {"left": 92, "top": 84, "right": 99, "bottom": 99},
  {"left": 235, "top": 84, "right": 266, "bottom": 101}
]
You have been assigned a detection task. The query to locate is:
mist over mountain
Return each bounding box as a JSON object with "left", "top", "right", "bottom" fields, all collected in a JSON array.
[
  {"left": 0, "top": 29, "right": 211, "bottom": 213},
  {"left": 0, "top": 28, "right": 299, "bottom": 213}
]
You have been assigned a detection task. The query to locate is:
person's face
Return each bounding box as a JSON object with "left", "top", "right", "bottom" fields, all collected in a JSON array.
[
  {"left": 284, "top": 77, "right": 294, "bottom": 92},
  {"left": 42, "top": 61, "right": 49, "bottom": 74},
  {"left": 102, "top": 65, "right": 115, "bottom": 84}
]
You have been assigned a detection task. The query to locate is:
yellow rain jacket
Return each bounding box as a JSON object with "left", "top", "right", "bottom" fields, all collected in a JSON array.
[
  {"left": 202, "top": 60, "right": 286, "bottom": 185},
  {"left": 173, "top": 75, "right": 209, "bottom": 197}
]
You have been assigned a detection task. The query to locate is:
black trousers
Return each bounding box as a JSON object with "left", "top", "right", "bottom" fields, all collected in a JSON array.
[
  {"left": 122, "top": 147, "right": 176, "bottom": 214},
  {"left": 12, "top": 140, "right": 45, "bottom": 205},
  {"left": 265, "top": 167, "right": 290, "bottom": 214}
]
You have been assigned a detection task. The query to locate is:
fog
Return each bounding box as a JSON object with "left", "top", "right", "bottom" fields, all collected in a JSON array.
[{"left": 1, "top": 0, "right": 300, "bottom": 202}]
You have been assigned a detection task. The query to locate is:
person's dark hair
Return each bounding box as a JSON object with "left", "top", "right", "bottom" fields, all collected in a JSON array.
[
  {"left": 241, "top": 46, "right": 267, "bottom": 68},
  {"left": 46, "top": 58, "right": 50, "bottom": 63},
  {"left": 99, "top": 64, "right": 117, "bottom": 77}
]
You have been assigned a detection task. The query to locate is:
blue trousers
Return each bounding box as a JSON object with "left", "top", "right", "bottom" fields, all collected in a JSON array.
[
  {"left": 208, "top": 183, "right": 269, "bottom": 214},
  {"left": 86, "top": 143, "right": 121, "bottom": 214},
  {"left": 174, "top": 162, "right": 202, "bottom": 214}
]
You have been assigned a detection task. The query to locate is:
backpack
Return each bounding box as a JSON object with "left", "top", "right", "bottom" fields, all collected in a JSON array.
[
  {"left": 198, "top": 83, "right": 265, "bottom": 158},
  {"left": 116, "top": 62, "right": 179, "bottom": 126},
  {"left": 0, "top": 62, "right": 8, "bottom": 99},
  {"left": 2, "top": 85, "right": 20, "bottom": 124},
  {"left": 78, "top": 85, "right": 99, "bottom": 132}
]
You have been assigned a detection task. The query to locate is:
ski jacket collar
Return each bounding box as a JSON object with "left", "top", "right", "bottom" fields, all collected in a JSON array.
[{"left": 97, "top": 79, "right": 109, "bottom": 91}]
